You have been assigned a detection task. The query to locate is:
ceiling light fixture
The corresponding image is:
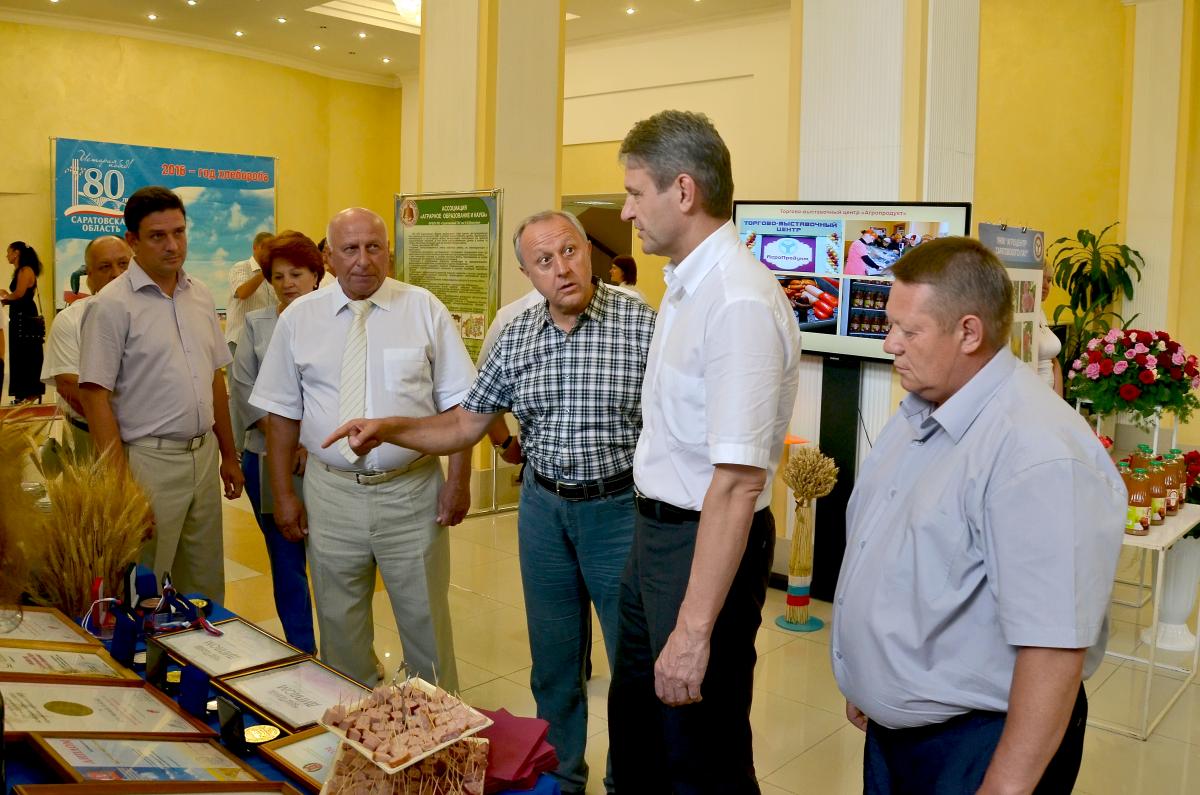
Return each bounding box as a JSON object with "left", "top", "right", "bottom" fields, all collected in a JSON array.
[
  {"left": 626, "top": 7, "right": 636, "bottom": 15},
  {"left": 358, "top": 31, "right": 367, "bottom": 39},
  {"left": 276, "top": 17, "right": 287, "bottom": 24},
  {"left": 313, "top": 44, "right": 322, "bottom": 51},
  {"left": 234, "top": 30, "right": 244, "bottom": 37},
  {"left": 382, "top": 57, "right": 391, "bottom": 64},
  {"left": 187, "top": 0, "right": 197, "bottom": 6},
  {"left": 147, "top": 13, "right": 158, "bottom": 21}
]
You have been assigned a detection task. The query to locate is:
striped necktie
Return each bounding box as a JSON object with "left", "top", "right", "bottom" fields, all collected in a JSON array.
[{"left": 336, "top": 299, "right": 372, "bottom": 463}]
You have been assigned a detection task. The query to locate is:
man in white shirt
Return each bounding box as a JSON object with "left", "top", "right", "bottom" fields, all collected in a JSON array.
[
  {"left": 225, "top": 231, "right": 275, "bottom": 357},
  {"left": 609, "top": 110, "right": 802, "bottom": 792},
  {"left": 41, "top": 236, "right": 131, "bottom": 456},
  {"left": 249, "top": 207, "right": 475, "bottom": 689}
]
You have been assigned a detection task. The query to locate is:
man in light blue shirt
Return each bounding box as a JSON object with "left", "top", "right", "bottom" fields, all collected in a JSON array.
[{"left": 832, "top": 236, "right": 1125, "bottom": 794}]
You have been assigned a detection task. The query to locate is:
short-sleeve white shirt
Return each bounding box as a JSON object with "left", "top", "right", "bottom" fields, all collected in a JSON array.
[
  {"left": 40, "top": 298, "right": 86, "bottom": 421},
  {"left": 633, "top": 221, "right": 802, "bottom": 511},
  {"left": 249, "top": 278, "right": 476, "bottom": 471},
  {"left": 225, "top": 257, "right": 275, "bottom": 344}
]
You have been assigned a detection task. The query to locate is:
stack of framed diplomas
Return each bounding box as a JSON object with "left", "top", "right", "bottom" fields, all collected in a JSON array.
[
  {"left": 148, "top": 619, "right": 305, "bottom": 681},
  {"left": 259, "top": 728, "right": 340, "bottom": 793},
  {"left": 0, "top": 607, "right": 102, "bottom": 649},
  {"left": 212, "top": 659, "right": 369, "bottom": 736},
  {"left": 0, "top": 642, "right": 139, "bottom": 681}
]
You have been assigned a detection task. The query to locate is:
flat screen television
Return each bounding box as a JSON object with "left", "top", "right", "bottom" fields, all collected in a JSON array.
[{"left": 732, "top": 200, "right": 972, "bottom": 360}]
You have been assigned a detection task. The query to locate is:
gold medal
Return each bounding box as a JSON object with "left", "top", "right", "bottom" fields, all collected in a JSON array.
[
  {"left": 244, "top": 724, "right": 282, "bottom": 744},
  {"left": 166, "top": 670, "right": 182, "bottom": 684},
  {"left": 189, "top": 597, "right": 209, "bottom": 612}
]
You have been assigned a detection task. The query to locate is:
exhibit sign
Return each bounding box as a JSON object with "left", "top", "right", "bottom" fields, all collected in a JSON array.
[
  {"left": 979, "top": 223, "right": 1045, "bottom": 369},
  {"left": 395, "top": 190, "right": 501, "bottom": 361},
  {"left": 52, "top": 137, "right": 276, "bottom": 310}
]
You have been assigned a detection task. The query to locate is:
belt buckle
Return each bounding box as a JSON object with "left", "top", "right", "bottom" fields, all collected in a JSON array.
[{"left": 187, "top": 436, "right": 204, "bottom": 452}]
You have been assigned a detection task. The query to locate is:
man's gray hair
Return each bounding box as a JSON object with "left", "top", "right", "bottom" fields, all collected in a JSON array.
[
  {"left": 253, "top": 230, "right": 274, "bottom": 246},
  {"left": 83, "top": 235, "right": 129, "bottom": 271},
  {"left": 891, "top": 236, "right": 1014, "bottom": 351},
  {"left": 511, "top": 210, "right": 588, "bottom": 267},
  {"left": 619, "top": 109, "right": 734, "bottom": 218}
]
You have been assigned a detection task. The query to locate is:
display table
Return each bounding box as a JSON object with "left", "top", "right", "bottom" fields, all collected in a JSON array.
[
  {"left": 2, "top": 600, "right": 559, "bottom": 794},
  {"left": 1090, "top": 503, "right": 1200, "bottom": 740}
]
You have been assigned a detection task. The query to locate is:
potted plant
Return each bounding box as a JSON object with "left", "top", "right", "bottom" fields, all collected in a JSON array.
[{"left": 1050, "top": 222, "right": 1144, "bottom": 369}]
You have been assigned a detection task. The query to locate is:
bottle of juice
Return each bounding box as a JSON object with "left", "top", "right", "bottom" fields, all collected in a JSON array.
[
  {"left": 1148, "top": 462, "right": 1167, "bottom": 525},
  {"left": 1129, "top": 446, "right": 1149, "bottom": 471},
  {"left": 1128, "top": 468, "right": 1151, "bottom": 535},
  {"left": 1162, "top": 454, "right": 1181, "bottom": 516}
]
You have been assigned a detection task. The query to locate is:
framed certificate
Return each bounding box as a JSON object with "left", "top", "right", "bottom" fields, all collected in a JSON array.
[
  {"left": 28, "top": 734, "right": 262, "bottom": 784},
  {"left": 0, "top": 678, "right": 215, "bottom": 739},
  {"left": 259, "top": 727, "right": 340, "bottom": 793},
  {"left": 213, "top": 659, "right": 369, "bottom": 734},
  {"left": 14, "top": 784, "right": 303, "bottom": 794},
  {"left": 0, "top": 641, "right": 139, "bottom": 680},
  {"left": 152, "top": 618, "right": 304, "bottom": 678},
  {"left": 0, "top": 606, "right": 100, "bottom": 648}
]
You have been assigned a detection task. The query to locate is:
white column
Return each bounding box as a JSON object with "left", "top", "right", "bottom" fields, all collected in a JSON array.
[
  {"left": 923, "top": 0, "right": 980, "bottom": 202},
  {"left": 1122, "top": 0, "right": 1184, "bottom": 330}
]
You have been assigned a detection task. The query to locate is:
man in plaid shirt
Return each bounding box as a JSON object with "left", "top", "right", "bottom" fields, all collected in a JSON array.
[{"left": 325, "top": 209, "right": 655, "bottom": 795}]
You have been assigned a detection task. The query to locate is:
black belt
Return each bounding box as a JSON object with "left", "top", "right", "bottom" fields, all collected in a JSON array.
[
  {"left": 66, "top": 414, "right": 89, "bottom": 433},
  {"left": 532, "top": 468, "right": 633, "bottom": 501},
  {"left": 634, "top": 491, "right": 701, "bottom": 523}
]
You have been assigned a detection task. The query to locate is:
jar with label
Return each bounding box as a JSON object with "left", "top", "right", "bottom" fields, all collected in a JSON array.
[
  {"left": 852, "top": 291, "right": 863, "bottom": 307},
  {"left": 1161, "top": 454, "right": 1181, "bottom": 515},
  {"left": 850, "top": 316, "right": 860, "bottom": 333},
  {"left": 1127, "top": 468, "right": 1151, "bottom": 535},
  {"left": 1129, "top": 447, "right": 1150, "bottom": 471},
  {"left": 1148, "top": 462, "right": 1167, "bottom": 525}
]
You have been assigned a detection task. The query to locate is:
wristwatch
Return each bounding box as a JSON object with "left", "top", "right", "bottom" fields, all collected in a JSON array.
[{"left": 494, "top": 435, "right": 514, "bottom": 452}]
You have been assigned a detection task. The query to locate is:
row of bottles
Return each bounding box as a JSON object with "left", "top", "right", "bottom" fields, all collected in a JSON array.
[
  {"left": 849, "top": 314, "right": 891, "bottom": 336},
  {"left": 850, "top": 288, "right": 888, "bottom": 309},
  {"left": 1121, "top": 445, "right": 1186, "bottom": 535}
]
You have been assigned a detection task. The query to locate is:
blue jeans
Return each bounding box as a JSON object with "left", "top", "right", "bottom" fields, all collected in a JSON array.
[
  {"left": 242, "top": 451, "right": 317, "bottom": 654},
  {"left": 518, "top": 475, "right": 636, "bottom": 795}
]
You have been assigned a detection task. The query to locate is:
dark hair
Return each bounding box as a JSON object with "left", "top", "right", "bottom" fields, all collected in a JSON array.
[
  {"left": 125, "top": 186, "right": 186, "bottom": 236},
  {"left": 8, "top": 241, "right": 43, "bottom": 277},
  {"left": 619, "top": 110, "right": 733, "bottom": 218},
  {"left": 317, "top": 237, "right": 327, "bottom": 252},
  {"left": 611, "top": 255, "right": 638, "bottom": 286},
  {"left": 253, "top": 231, "right": 274, "bottom": 246},
  {"left": 891, "top": 236, "right": 1013, "bottom": 350},
  {"left": 263, "top": 231, "right": 324, "bottom": 284}
]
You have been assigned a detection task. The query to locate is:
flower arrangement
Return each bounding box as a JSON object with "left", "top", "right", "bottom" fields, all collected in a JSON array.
[{"left": 1067, "top": 329, "right": 1200, "bottom": 423}]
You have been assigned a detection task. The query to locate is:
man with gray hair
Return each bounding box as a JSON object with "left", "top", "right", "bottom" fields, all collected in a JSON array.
[
  {"left": 41, "top": 236, "right": 131, "bottom": 456},
  {"left": 250, "top": 207, "right": 475, "bottom": 690},
  {"left": 226, "top": 230, "right": 275, "bottom": 358},
  {"left": 832, "top": 236, "right": 1124, "bottom": 793},
  {"left": 324, "top": 209, "right": 656, "bottom": 794},
  {"left": 610, "top": 110, "right": 801, "bottom": 792}
]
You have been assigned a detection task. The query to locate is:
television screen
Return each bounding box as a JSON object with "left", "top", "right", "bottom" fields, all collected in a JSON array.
[{"left": 733, "top": 201, "right": 971, "bottom": 359}]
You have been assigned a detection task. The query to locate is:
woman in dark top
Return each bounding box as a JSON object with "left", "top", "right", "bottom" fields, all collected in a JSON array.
[{"left": 1, "top": 241, "right": 46, "bottom": 403}]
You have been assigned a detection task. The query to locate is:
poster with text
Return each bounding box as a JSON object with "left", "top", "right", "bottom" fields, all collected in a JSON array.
[
  {"left": 395, "top": 191, "right": 500, "bottom": 361},
  {"left": 53, "top": 137, "right": 276, "bottom": 310},
  {"left": 979, "top": 223, "right": 1044, "bottom": 368}
]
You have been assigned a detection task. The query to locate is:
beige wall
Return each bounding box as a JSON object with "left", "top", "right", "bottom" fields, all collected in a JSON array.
[{"left": 0, "top": 21, "right": 401, "bottom": 308}]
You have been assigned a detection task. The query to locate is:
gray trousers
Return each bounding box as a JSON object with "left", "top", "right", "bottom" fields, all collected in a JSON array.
[
  {"left": 125, "top": 432, "right": 225, "bottom": 604},
  {"left": 303, "top": 458, "right": 457, "bottom": 690}
]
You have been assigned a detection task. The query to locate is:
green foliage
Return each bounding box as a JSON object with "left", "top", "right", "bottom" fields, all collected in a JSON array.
[{"left": 1050, "top": 222, "right": 1144, "bottom": 367}]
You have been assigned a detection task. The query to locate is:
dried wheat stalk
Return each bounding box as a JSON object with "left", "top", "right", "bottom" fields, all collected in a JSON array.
[
  {"left": 781, "top": 446, "right": 838, "bottom": 503},
  {"left": 27, "top": 447, "right": 154, "bottom": 616},
  {"left": 0, "top": 411, "right": 44, "bottom": 605}
]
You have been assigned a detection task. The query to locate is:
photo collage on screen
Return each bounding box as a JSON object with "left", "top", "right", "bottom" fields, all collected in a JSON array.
[{"left": 736, "top": 204, "right": 967, "bottom": 344}]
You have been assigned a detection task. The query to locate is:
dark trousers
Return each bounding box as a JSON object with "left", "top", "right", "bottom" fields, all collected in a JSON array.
[
  {"left": 864, "top": 684, "right": 1088, "bottom": 795},
  {"left": 608, "top": 507, "right": 775, "bottom": 794}
]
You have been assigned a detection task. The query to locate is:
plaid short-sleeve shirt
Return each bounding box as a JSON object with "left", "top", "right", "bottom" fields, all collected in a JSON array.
[{"left": 462, "top": 281, "right": 656, "bottom": 482}]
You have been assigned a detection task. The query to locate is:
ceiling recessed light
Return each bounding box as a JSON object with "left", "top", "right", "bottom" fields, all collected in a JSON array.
[
  {"left": 276, "top": 17, "right": 287, "bottom": 24},
  {"left": 357, "top": 31, "right": 367, "bottom": 39},
  {"left": 234, "top": 30, "right": 244, "bottom": 37},
  {"left": 147, "top": 13, "right": 158, "bottom": 21},
  {"left": 187, "top": 0, "right": 197, "bottom": 6},
  {"left": 313, "top": 44, "right": 322, "bottom": 51},
  {"left": 382, "top": 56, "right": 391, "bottom": 63},
  {"left": 626, "top": 7, "right": 636, "bottom": 15}
]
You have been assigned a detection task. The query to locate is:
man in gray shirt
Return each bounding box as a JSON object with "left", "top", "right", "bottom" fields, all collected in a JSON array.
[
  {"left": 80, "top": 186, "right": 244, "bottom": 603},
  {"left": 832, "top": 236, "right": 1125, "bottom": 794}
]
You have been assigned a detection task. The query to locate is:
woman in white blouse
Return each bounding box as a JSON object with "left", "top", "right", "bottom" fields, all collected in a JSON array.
[{"left": 1038, "top": 263, "right": 1063, "bottom": 396}]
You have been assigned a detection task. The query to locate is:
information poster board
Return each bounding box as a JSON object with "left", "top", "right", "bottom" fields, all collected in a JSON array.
[
  {"left": 52, "top": 138, "right": 276, "bottom": 310},
  {"left": 395, "top": 191, "right": 501, "bottom": 361},
  {"left": 978, "top": 223, "right": 1045, "bottom": 369}
]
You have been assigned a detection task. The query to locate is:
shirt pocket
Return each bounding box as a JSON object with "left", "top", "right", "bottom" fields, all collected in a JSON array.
[
  {"left": 659, "top": 363, "right": 707, "bottom": 447},
  {"left": 383, "top": 347, "right": 430, "bottom": 395}
]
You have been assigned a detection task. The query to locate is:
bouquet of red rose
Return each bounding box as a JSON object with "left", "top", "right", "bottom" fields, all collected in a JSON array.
[{"left": 1067, "top": 329, "right": 1200, "bottom": 424}]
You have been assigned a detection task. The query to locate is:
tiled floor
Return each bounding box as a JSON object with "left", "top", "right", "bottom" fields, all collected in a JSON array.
[{"left": 221, "top": 498, "right": 1200, "bottom": 794}]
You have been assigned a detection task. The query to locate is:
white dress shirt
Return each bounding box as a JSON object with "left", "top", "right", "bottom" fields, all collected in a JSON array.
[
  {"left": 225, "top": 257, "right": 275, "bottom": 344},
  {"left": 477, "top": 288, "right": 543, "bottom": 366},
  {"left": 633, "top": 221, "right": 801, "bottom": 511},
  {"left": 249, "top": 278, "right": 476, "bottom": 472},
  {"left": 40, "top": 298, "right": 87, "bottom": 421}
]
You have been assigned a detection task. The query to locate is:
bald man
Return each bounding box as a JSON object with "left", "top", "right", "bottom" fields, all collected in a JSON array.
[
  {"left": 41, "top": 236, "right": 131, "bottom": 457},
  {"left": 250, "top": 207, "right": 476, "bottom": 688}
]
